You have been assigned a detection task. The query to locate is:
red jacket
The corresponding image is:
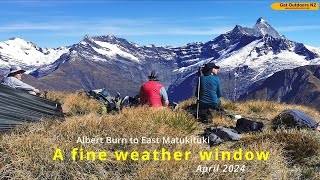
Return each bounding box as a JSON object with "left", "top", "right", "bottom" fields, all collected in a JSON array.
[{"left": 139, "top": 81, "right": 164, "bottom": 108}]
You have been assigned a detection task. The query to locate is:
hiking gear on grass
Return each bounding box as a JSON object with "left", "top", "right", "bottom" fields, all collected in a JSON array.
[
  {"left": 87, "top": 88, "right": 110, "bottom": 103},
  {"left": 273, "top": 109, "right": 319, "bottom": 129},
  {"left": 168, "top": 102, "right": 179, "bottom": 111},
  {"left": 203, "top": 126, "right": 241, "bottom": 146},
  {"left": 235, "top": 118, "right": 264, "bottom": 133},
  {"left": 120, "top": 95, "right": 139, "bottom": 108},
  {"left": 86, "top": 88, "right": 120, "bottom": 113}
]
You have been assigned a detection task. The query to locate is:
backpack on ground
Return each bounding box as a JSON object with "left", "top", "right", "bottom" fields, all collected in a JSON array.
[
  {"left": 120, "top": 95, "right": 139, "bottom": 109},
  {"left": 86, "top": 88, "right": 120, "bottom": 114},
  {"left": 235, "top": 118, "right": 264, "bottom": 133},
  {"left": 203, "top": 126, "right": 241, "bottom": 146},
  {"left": 273, "top": 109, "right": 319, "bottom": 129}
]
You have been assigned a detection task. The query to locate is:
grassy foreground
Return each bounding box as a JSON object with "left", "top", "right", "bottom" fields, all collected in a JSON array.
[{"left": 0, "top": 93, "right": 319, "bottom": 179}]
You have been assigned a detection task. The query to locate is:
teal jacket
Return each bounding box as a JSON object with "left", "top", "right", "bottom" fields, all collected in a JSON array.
[{"left": 196, "top": 74, "right": 222, "bottom": 107}]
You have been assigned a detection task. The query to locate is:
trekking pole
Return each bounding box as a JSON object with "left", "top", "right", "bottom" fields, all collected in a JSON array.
[{"left": 196, "top": 66, "right": 202, "bottom": 120}]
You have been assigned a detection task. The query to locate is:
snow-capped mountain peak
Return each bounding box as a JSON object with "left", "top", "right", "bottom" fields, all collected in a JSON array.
[
  {"left": 5, "top": 37, "right": 38, "bottom": 50},
  {"left": 253, "top": 17, "right": 282, "bottom": 39},
  {"left": 256, "top": 17, "right": 266, "bottom": 24},
  {"left": 78, "top": 35, "right": 141, "bottom": 63},
  {"left": 106, "top": 34, "right": 115, "bottom": 39},
  {"left": 0, "top": 38, "right": 69, "bottom": 71},
  {"left": 230, "top": 25, "right": 257, "bottom": 36}
]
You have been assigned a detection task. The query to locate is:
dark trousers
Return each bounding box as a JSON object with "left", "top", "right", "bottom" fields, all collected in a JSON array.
[{"left": 199, "top": 103, "right": 224, "bottom": 122}]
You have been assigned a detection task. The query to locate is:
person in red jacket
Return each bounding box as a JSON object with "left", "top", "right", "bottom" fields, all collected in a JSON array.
[{"left": 139, "top": 71, "right": 169, "bottom": 108}]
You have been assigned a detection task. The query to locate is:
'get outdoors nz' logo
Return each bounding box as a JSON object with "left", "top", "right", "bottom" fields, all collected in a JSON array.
[{"left": 271, "top": 2, "right": 319, "bottom": 10}]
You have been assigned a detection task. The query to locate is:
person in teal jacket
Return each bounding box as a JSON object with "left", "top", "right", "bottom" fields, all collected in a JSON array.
[{"left": 196, "top": 62, "right": 222, "bottom": 110}]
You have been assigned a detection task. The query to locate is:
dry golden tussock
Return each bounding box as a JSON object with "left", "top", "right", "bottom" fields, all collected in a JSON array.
[{"left": 0, "top": 92, "right": 319, "bottom": 179}]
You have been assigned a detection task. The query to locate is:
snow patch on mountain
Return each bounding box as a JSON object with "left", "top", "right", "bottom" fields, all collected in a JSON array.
[
  {"left": 92, "top": 40, "right": 140, "bottom": 63},
  {"left": 0, "top": 38, "right": 69, "bottom": 70},
  {"left": 218, "top": 40, "right": 310, "bottom": 70},
  {"left": 217, "top": 40, "right": 262, "bottom": 70},
  {"left": 305, "top": 45, "right": 320, "bottom": 64},
  {"left": 305, "top": 45, "right": 320, "bottom": 56}
]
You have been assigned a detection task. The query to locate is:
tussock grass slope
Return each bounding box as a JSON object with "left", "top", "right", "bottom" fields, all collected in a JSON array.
[{"left": 0, "top": 94, "right": 319, "bottom": 179}]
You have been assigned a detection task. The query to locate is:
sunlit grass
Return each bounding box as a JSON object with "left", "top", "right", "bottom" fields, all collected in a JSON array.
[{"left": 0, "top": 92, "right": 319, "bottom": 179}]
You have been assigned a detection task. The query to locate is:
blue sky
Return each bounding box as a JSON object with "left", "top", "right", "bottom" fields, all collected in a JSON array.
[{"left": 0, "top": 0, "right": 319, "bottom": 48}]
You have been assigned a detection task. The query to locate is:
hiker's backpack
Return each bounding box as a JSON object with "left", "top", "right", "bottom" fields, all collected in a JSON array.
[
  {"left": 87, "top": 88, "right": 110, "bottom": 102},
  {"left": 86, "top": 88, "right": 120, "bottom": 113},
  {"left": 120, "top": 95, "right": 139, "bottom": 109},
  {"left": 273, "top": 109, "right": 319, "bottom": 129},
  {"left": 203, "top": 126, "right": 241, "bottom": 146},
  {"left": 235, "top": 118, "right": 264, "bottom": 133}
]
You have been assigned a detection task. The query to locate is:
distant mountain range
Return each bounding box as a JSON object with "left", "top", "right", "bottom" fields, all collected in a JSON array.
[
  {"left": 0, "top": 38, "right": 68, "bottom": 72},
  {"left": 239, "top": 65, "right": 320, "bottom": 110},
  {"left": 1, "top": 18, "right": 320, "bottom": 108},
  {"left": 168, "top": 18, "right": 320, "bottom": 102}
]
